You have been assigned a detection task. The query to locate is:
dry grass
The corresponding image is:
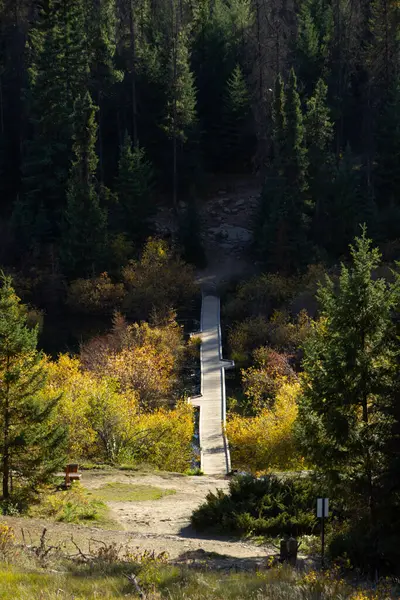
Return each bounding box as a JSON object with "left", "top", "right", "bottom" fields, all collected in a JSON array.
[
  {"left": 91, "top": 482, "right": 176, "bottom": 502},
  {"left": 0, "top": 561, "right": 396, "bottom": 599}
]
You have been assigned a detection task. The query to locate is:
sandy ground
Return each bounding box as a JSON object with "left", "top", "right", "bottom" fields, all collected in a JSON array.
[{"left": 3, "top": 470, "right": 271, "bottom": 566}]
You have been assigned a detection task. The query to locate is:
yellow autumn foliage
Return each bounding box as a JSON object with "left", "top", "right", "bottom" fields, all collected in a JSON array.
[
  {"left": 226, "top": 380, "right": 303, "bottom": 472},
  {"left": 122, "top": 238, "right": 196, "bottom": 320},
  {"left": 130, "top": 402, "right": 195, "bottom": 472},
  {"left": 45, "top": 354, "right": 137, "bottom": 461},
  {"left": 44, "top": 354, "right": 194, "bottom": 471},
  {"left": 81, "top": 313, "right": 184, "bottom": 409}
]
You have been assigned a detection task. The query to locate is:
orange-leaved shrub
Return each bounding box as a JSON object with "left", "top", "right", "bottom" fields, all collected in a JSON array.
[{"left": 81, "top": 311, "right": 184, "bottom": 408}]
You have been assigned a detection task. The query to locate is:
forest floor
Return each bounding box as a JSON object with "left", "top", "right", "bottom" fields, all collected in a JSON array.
[{"left": 2, "top": 470, "right": 271, "bottom": 569}]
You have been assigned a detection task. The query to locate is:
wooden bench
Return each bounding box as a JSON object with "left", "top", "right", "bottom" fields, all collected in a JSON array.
[{"left": 65, "top": 463, "right": 81, "bottom": 487}]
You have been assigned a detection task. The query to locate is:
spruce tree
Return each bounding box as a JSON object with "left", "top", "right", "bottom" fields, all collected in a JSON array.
[
  {"left": 367, "top": 0, "right": 400, "bottom": 96},
  {"left": 256, "top": 74, "right": 286, "bottom": 260},
  {"left": 164, "top": 27, "right": 197, "bottom": 210},
  {"left": 222, "top": 64, "right": 254, "bottom": 169},
  {"left": 375, "top": 78, "right": 400, "bottom": 221},
  {"left": 191, "top": 0, "right": 251, "bottom": 171},
  {"left": 297, "top": 230, "right": 397, "bottom": 524},
  {"left": 305, "top": 78, "right": 334, "bottom": 245},
  {"left": 0, "top": 274, "right": 66, "bottom": 501},
  {"left": 16, "top": 0, "right": 89, "bottom": 251},
  {"left": 16, "top": 2, "right": 70, "bottom": 249},
  {"left": 295, "top": 0, "right": 333, "bottom": 93},
  {"left": 259, "top": 71, "right": 310, "bottom": 273},
  {"left": 271, "top": 73, "right": 287, "bottom": 173},
  {"left": 325, "top": 145, "right": 376, "bottom": 258},
  {"left": 116, "top": 132, "right": 154, "bottom": 246},
  {"left": 285, "top": 68, "right": 309, "bottom": 194},
  {"left": 61, "top": 91, "right": 107, "bottom": 277},
  {"left": 86, "top": 0, "right": 123, "bottom": 181}
]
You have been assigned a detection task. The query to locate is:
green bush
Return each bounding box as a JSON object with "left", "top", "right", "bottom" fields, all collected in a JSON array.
[
  {"left": 191, "top": 474, "right": 317, "bottom": 537},
  {"left": 223, "top": 274, "right": 298, "bottom": 323},
  {"left": 329, "top": 519, "right": 400, "bottom": 575},
  {"left": 29, "top": 484, "right": 106, "bottom": 524}
]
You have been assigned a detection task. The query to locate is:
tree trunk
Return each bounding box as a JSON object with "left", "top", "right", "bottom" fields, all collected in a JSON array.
[
  {"left": 2, "top": 375, "right": 10, "bottom": 500},
  {"left": 173, "top": 134, "right": 177, "bottom": 211},
  {"left": 255, "top": 0, "right": 263, "bottom": 106},
  {"left": 129, "top": 0, "right": 138, "bottom": 147},
  {"left": 2, "top": 450, "right": 9, "bottom": 501},
  {"left": 171, "top": 0, "right": 178, "bottom": 212},
  {"left": 0, "top": 73, "right": 4, "bottom": 136},
  {"left": 98, "top": 90, "right": 104, "bottom": 182},
  {"left": 361, "top": 330, "right": 375, "bottom": 525}
]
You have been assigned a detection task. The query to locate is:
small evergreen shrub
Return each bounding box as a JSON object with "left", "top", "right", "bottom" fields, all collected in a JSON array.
[{"left": 191, "top": 474, "right": 317, "bottom": 537}]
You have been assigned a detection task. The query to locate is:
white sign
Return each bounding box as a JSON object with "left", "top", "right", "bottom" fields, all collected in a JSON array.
[{"left": 317, "top": 498, "right": 329, "bottom": 518}]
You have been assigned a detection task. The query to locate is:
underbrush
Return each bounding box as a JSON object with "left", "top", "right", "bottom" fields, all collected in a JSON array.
[
  {"left": 28, "top": 481, "right": 175, "bottom": 527},
  {"left": 0, "top": 560, "right": 397, "bottom": 599},
  {"left": 191, "top": 474, "right": 317, "bottom": 537},
  {"left": 0, "top": 521, "right": 397, "bottom": 599},
  {"left": 28, "top": 484, "right": 113, "bottom": 527}
]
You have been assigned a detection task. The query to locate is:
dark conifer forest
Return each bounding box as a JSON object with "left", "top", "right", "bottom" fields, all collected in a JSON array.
[{"left": 0, "top": 0, "right": 399, "bottom": 284}]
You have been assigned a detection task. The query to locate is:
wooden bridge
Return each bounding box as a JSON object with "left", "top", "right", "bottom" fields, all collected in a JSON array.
[{"left": 190, "top": 292, "right": 234, "bottom": 476}]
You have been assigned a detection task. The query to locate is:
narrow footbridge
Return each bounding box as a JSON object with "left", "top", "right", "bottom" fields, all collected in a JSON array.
[{"left": 190, "top": 293, "right": 234, "bottom": 476}]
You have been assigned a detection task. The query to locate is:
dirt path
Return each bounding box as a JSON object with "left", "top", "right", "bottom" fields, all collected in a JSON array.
[{"left": 3, "top": 471, "right": 270, "bottom": 564}]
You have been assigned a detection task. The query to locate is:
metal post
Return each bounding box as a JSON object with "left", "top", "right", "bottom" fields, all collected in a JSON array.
[{"left": 321, "top": 498, "right": 326, "bottom": 568}]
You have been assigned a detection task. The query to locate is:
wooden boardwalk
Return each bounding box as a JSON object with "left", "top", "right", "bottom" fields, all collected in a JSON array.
[{"left": 190, "top": 294, "right": 233, "bottom": 476}]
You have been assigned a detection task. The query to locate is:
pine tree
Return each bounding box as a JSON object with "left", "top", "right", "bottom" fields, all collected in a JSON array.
[
  {"left": 295, "top": 0, "right": 333, "bottom": 93},
  {"left": 285, "top": 68, "right": 309, "bottom": 193},
  {"left": 259, "top": 71, "right": 310, "bottom": 273},
  {"left": 305, "top": 78, "right": 334, "bottom": 245},
  {"left": 324, "top": 145, "right": 376, "bottom": 258},
  {"left": 61, "top": 91, "right": 107, "bottom": 277},
  {"left": 86, "top": 0, "right": 123, "bottom": 180},
  {"left": 15, "top": 0, "right": 89, "bottom": 251},
  {"left": 222, "top": 64, "right": 254, "bottom": 169},
  {"left": 296, "top": 230, "right": 397, "bottom": 524},
  {"left": 375, "top": 78, "right": 400, "bottom": 216},
  {"left": 0, "top": 274, "right": 66, "bottom": 501},
  {"left": 165, "top": 26, "right": 197, "bottom": 210},
  {"left": 116, "top": 131, "right": 154, "bottom": 246},
  {"left": 271, "top": 73, "right": 286, "bottom": 172},
  {"left": 367, "top": 0, "right": 400, "bottom": 96}
]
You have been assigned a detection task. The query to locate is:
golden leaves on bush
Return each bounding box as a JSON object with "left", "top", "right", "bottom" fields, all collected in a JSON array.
[
  {"left": 242, "top": 347, "right": 296, "bottom": 412},
  {"left": 66, "top": 238, "right": 197, "bottom": 320},
  {"left": 226, "top": 380, "right": 303, "bottom": 472},
  {"left": 81, "top": 312, "right": 184, "bottom": 409}
]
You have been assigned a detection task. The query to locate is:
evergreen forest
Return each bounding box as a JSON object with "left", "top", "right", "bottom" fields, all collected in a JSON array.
[
  {"left": 0, "top": 0, "right": 399, "bottom": 278},
  {"left": 2, "top": 0, "right": 400, "bottom": 593}
]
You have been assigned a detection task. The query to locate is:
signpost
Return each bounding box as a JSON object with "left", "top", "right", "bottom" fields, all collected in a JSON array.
[{"left": 317, "top": 498, "right": 329, "bottom": 567}]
